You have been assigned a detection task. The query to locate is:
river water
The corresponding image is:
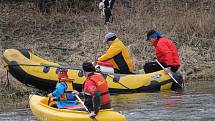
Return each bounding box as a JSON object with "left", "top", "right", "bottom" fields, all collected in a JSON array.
[{"left": 1, "top": 81, "right": 215, "bottom": 121}]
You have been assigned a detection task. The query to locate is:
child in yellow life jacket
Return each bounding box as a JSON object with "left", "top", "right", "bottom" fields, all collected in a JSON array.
[{"left": 48, "top": 67, "right": 78, "bottom": 109}]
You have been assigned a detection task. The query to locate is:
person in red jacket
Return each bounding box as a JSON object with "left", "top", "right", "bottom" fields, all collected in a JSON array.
[
  {"left": 144, "top": 30, "right": 180, "bottom": 73},
  {"left": 74, "top": 62, "right": 111, "bottom": 118}
]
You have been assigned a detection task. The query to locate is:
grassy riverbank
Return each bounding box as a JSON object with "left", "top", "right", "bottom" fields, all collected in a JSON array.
[
  {"left": 0, "top": 65, "right": 39, "bottom": 111},
  {"left": 0, "top": 0, "right": 215, "bottom": 109}
]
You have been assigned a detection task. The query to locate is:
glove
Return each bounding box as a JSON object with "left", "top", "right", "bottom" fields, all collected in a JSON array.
[
  {"left": 89, "top": 111, "right": 96, "bottom": 119},
  {"left": 72, "top": 90, "right": 79, "bottom": 96},
  {"left": 48, "top": 93, "right": 53, "bottom": 98},
  {"left": 164, "top": 68, "right": 171, "bottom": 74},
  {"left": 95, "top": 66, "right": 101, "bottom": 72},
  {"left": 78, "top": 70, "right": 84, "bottom": 77}
]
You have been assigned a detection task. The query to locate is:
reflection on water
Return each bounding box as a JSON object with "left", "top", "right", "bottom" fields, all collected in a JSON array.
[
  {"left": 0, "top": 109, "right": 37, "bottom": 121},
  {"left": 112, "top": 81, "right": 215, "bottom": 121},
  {"left": 115, "top": 92, "right": 215, "bottom": 121},
  {"left": 1, "top": 81, "right": 215, "bottom": 121}
]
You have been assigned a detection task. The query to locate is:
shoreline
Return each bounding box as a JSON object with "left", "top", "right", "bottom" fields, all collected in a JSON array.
[{"left": 0, "top": 0, "right": 215, "bottom": 111}]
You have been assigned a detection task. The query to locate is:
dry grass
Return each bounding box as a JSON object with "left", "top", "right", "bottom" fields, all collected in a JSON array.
[
  {"left": 0, "top": 64, "right": 36, "bottom": 111},
  {"left": 0, "top": 0, "right": 215, "bottom": 108},
  {"left": 110, "top": 0, "right": 215, "bottom": 77},
  {"left": 0, "top": 55, "right": 40, "bottom": 111}
]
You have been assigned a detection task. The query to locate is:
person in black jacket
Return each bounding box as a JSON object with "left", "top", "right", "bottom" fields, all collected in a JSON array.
[{"left": 99, "top": 0, "right": 115, "bottom": 24}]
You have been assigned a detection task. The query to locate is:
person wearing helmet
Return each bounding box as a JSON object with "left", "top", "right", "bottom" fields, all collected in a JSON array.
[
  {"left": 73, "top": 62, "right": 111, "bottom": 118},
  {"left": 48, "top": 68, "right": 78, "bottom": 109},
  {"left": 144, "top": 30, "right": 180, "bottom": 73},
  {"left": 98, "top": 32, "right": 134, "bottom": 74}
]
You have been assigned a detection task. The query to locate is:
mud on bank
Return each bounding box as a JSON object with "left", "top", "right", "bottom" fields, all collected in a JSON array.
[
  {"left": 1, "top": 1, "right": 215, "bottom": 79},
  {"left": 0, "top": 0, "right": 215, "bottom": 109}
]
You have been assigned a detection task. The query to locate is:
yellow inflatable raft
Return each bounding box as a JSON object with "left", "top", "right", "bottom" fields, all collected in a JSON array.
[
  {"left": 1, "top": 49, "right": 182, "bottom": 93},
  {"left": 29, "top": 95, "right": 126, "bottom": 121}
]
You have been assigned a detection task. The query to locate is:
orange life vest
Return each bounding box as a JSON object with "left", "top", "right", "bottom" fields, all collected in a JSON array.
[
  {"left": 60, "top": 81, "right": 74, "bottom": 101},
  {"left": 56, "top": 68, "right": 74, "bottom": 101},
  {"left": 85, "top": 74, "right": 111, "bottom": 105}
]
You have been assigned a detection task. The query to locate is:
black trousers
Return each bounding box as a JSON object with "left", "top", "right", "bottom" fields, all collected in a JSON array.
[
  {"left": 144, "top": 62, "right": 179, "bottom": 73},
  {"left": 104, "top": 8, "right": 112, "bottom": 23}
]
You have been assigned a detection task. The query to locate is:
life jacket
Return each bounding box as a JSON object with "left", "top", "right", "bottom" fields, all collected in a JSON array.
[
  {"left": 56, "top": 68, "right": 75, "bottom": 101},
  {"left": 59, "top": 81, "right": 75, "bottom": 101},
  {"left": 84, "top": 74, "right": 111, "bottom": 105}
]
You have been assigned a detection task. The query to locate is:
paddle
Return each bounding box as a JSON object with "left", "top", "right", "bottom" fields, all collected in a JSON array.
[
  {"left": 155, "top": 59, "right": 183, "bottom": 88},
  {"left": 105, "top": 74, "right": 131, "bottom": 90},
  {"left": 75, "top": 95, "right": 97, "bottom": 121},
  {"left": 4, "top": 63, "right": 82, "bottom": 70},
  {"left": 48, "top": 97, "right": 51, "bottom": 106},
  {"left": 93, "top": 28, "right": 102, "bottom": 66},
  {"left": 78, "top": 70, "right": 131, "bottom": 90}
]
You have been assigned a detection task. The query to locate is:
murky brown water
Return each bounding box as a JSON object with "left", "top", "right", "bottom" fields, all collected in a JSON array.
[{"left": 1, "top": 81, "right": 215, "bottom": 121}]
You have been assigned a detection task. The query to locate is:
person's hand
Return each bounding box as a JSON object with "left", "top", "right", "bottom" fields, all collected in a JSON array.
[
  {"left": 72, "top": 90, "right": 79, "bottom": 96},
  {"left": 95, "top": 65, "right": 101, "bottom": 72},
  {"left": 47, "top": 93, "right": 53, "bottom": 98},
  {"left": 164, "top": 68, "right": 171, "bottom": 74},
  {"left": 89, "top": 111, "right": 96, "bottom": 118}
]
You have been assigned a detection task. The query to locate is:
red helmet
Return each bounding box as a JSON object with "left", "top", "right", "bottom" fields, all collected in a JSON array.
[{"left": 56, "top": 68, "right": 68, "bottom": 80}]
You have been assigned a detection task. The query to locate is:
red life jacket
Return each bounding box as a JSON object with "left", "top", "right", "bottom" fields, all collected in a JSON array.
[
  {"left": 153, "top": 37, "right": 180, "bottom": 67},
  {"left": 84, "top": 74, "right": 111, "bottom": 105}
]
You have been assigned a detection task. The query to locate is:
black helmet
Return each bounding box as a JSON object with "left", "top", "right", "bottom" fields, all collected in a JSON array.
[
  {"left": 146, "top": 30, "right": 156, "bottom": 41},
  {"left": 82, "top": 62, "right": 96, "bottom": 72}
]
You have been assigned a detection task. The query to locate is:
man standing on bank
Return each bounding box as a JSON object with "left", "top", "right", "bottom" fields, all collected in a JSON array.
[
  {"left": 98, "top": 32, "right": 134, "bottom": 74},
  {"left": 99, "top": 0, "right": 115, "bottom": 24},
  {"left": 144, "top": 30, "right": 180, "bottom": 74}
]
